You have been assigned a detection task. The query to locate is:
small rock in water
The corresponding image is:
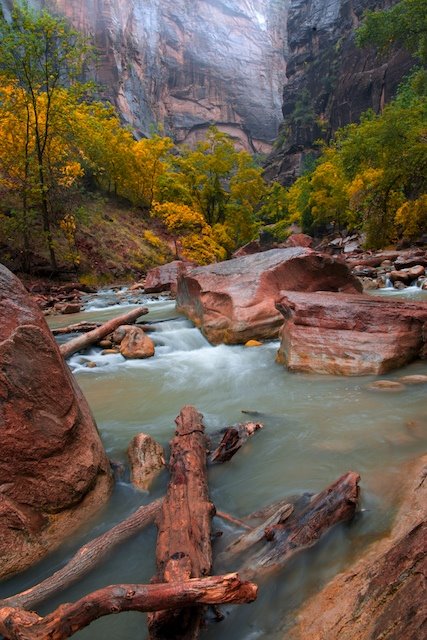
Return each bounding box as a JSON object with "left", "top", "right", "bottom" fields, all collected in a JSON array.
[
  {"left": 367, "top": 380, "right": 406, "bottom": 392},
  {"left": 85, "top": 361, "right": 97, "bottom": 368},
  {"left": 101, "top": 348, "right": 120, "bottom": 355},
  {"left": 245, "top": 339, "right": 263, "bottom": 347},
  {"left": 98, "top": 339, "right": 112, "bottom": 348},
  {"left": 398, "top": 374, "right": 427, "bottom": 385}
]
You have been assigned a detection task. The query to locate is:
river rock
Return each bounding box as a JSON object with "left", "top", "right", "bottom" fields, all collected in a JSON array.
[
  {"left": 398, "top": 374, "right": 427, "bottom": 385},
  {"left": 288, "top": 453, "right": 427, "bottom": 640},
  {"left": 390, "top": 265, "right": 425, "bottom": 285},
  {"left": 144, "top": 260, "right": 196, "bottom": 294},
  {"left": 284, "top": 233, "right": 313, "bottom": 248},
  {"left": 127, "top": 433, "right": 165, "bottom": 491},
  {"left": 367, "top": 380, "right": 406, "bottom": 392},
  {"left": 0, "top": 264, "right": 112, "bottom": 579},
  {"left": 176, "top": 248, "right": 362, "bottom": 345},
  {"left": 276, "top": 291, "right": 427, "bottom": 375},
  {"left": 119, "top": 326, "right": 155, "bottom": 359}
]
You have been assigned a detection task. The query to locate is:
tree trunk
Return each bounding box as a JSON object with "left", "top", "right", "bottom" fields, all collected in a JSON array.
[
  {"left": 0, "top": 573, "right": 257, "bottom": 640},
  {"left": 59, "top": 307, "right": 148, "bottom": 359},
  {"left": 1, "top": 500, "right": 162, "bottom": 611},
  {"left": 147, "top": 406, "right": 215, "bottom": 640},
  {"left": 209, "top": 422, "right": 263, "bottom": 464},
  {"left": 242, "top": 471, "right": 360, "bottom": 577}
]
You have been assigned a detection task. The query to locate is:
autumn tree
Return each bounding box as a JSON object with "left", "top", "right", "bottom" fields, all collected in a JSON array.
[{"left": 0, "top": 1, "right": 91, "bottom": 270}]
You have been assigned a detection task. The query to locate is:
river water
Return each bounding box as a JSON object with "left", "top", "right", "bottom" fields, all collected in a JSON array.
[{"left": 2, "top": 286, "right": 427, "bottom": 639}]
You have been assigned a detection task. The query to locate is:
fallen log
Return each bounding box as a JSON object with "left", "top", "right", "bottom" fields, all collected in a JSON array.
[
  {"left": 209, "top": 422, "right": 263, "bottom": 464},
  {"left": 0, "top": 573, "right": 257, "bottom": 640},
  {"left": 147, "top": 406, "right": 215, "bottom": 640},
  {"left": 220, "top": 502, "right": 294, "bottom": 561},
  {"left": 243, "top": 471, "right": 360, "bottom": 576},
  {"left": 52, "top": 321, "right": 102, "bottom": 335},
  {"left": 1, "top": 500, "right": 162, "bottom": 611},
  {"left": 59, "top": 306, "right": 148, "bottom": 359}
]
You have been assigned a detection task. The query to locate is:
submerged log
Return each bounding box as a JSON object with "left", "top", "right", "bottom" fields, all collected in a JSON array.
[
  {"left": 147, "top": 406, "right": 215, "bottom": 640},
  {"left": 0, "top": 500, "right": 162, "bottom": 611},
  {"left": 209, "top": 422, "right": 263, "bottom": 464},
  {"left": 0, "top": 573, "right": 257, "bottom": 640},
  {"left": 59, "top": 306, "right": 148, "bottom": 359},
  {"left": 244, "top": 471, "right": 360, "bottom": 576}
]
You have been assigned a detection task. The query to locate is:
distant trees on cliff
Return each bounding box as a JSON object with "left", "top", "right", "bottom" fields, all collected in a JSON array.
[{"left": 268, "top": 0, "right": 427, "bottom": 248}]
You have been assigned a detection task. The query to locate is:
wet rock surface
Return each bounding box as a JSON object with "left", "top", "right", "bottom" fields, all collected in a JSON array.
[
  {"left": 276, "top": 291, "right": 427, "bottom": 375},
  {"left": 176, "top": 247, "right": 361, "bottom": 344},
  {"left": 0, "top": 264, "right": 112, "bottom": 578},
  {"left": 144, "top": 260, "right": 196, "bottom": 295}
]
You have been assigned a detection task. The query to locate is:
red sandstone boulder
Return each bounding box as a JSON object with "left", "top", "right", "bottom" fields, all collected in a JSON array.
[
  {"left": 276, "top": 291, "right": 427, "bottom": 375},
  {"left": 144, "top": 260, "right": 196, "bottom": 294},
  {"left": 0, "top": 264, "right": 113, "bottom": 578},
  {"left": 288, "top": 454, "right": 427, "bottom": 640},
  {"left": 119, "top": 325, "right": 155, "bottom": 359},
  {"left": 284, "top": 233, "right": 313, "bottom": 248},
  {"left": 176, "top": 248, "right": 362, "bottom": 344}
]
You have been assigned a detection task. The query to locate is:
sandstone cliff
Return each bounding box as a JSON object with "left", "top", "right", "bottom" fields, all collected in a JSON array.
[
  {"left": 265, "top": 0, "right": 413, "bottom": 184},
  {"left": 5, "top": 0, "right": 288, "bottom": 153}
]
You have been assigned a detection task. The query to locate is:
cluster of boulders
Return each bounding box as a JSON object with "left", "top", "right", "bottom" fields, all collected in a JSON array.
[
  {"left": 27, "top": 280, "right": 97, "bottom": 314},
  {"left": 343, "top": 247, "right": 427, "bottom": 291}
]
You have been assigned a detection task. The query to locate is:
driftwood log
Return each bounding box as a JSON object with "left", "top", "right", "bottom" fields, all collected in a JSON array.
[
  {"left": 209, "top": 422, "right": 263, "bottom": 464},
  {"left": 0, "top": 573, "right": 257, "bottom": 640},
  {"left": 243, "top": 471, "right": 360, "bottom": 576},
  {"left": 59, "top": 306, "right": 148, "bottom": 359},
  {"left": 1, "top": 500, "right": 162, "bottom": 611},
  {"left": 52, "top": 321, "right": 102, "bottom": 335},
  {"left": 147, "top": 406, "right": 215, "bottom": 640}
]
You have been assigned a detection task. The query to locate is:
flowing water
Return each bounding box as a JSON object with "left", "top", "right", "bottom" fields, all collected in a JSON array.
[{"left": 2, "top": 286, "right": 427, "bottom": 639}]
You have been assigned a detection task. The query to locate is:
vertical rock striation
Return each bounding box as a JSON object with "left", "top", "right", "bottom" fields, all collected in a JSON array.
[{"left": 15, "top": 0, "right": 289, "bottom": 153}]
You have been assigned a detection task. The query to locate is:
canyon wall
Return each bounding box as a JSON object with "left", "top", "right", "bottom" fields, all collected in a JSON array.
[
  {"left": 265, "top": 0, "right": 413, "bottom": 183},
  {"left": 4, "top": 0, "right": 288, "bottom": 153}
]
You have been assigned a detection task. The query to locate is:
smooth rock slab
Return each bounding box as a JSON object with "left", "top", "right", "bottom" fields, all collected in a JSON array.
[
  {"left": 276, "top": 291, "right": 427, "bottom": 375},
  {"left": 176, "top": 248, "right": 361, "bottom": 344},
  {"left": 0, "top": 264, "right": 113, "bottom": 578}
]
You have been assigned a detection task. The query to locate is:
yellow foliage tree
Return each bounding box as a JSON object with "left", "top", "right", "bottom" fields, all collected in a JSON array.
[{"left": 152, "top": 201, "right": 226, "bottom": 264}]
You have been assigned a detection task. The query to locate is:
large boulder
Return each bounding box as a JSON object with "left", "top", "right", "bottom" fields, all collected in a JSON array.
[
  {"left": 288, "top": 453, "right": 427, "bottom": 640},
  {"left": 276, "top": 291, "right": 427, "bottom": 375},
  {"left": 176, "top": 248, "right": 362, "bottom": 345},
  {"left": 144, "top": 260, "right": 195, "bottom": 295},
  {"left": 0, "top": 265, "right": 113, "bottom": 578}
]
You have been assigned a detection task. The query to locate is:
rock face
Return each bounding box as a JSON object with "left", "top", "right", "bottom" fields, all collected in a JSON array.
[
  {"left": 276, "top": 291, "right": 427, "bottom": 375},
  {"left": 0, "top": 264, "right": 112, "bottom": 578},
  {"left": 144, "top": 260, "right": 196, "bottom": 294},
  {"left": 265, "top": 0, "right": 413, "bottom": 184},
  {"left": 14, "top": 0, "right": 288, "bottom": 153},
  {"left": 288, "top": 453, "right": 427, "bottom": 640},
  {"left": 176, "top": 248, "right": 362, "bottom": 344}
]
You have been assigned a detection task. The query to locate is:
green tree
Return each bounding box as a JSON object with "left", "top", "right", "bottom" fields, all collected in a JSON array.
[
  {"left": 356, "top": 0, "right": 427, "bottom": 64},
  {"left": 0, "top": 1, "right": 91, "bottom": 270}
]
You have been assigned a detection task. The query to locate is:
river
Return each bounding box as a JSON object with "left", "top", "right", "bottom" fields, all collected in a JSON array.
[{"left": 2, "top": 286, "right": 427, "bottom": 639}]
